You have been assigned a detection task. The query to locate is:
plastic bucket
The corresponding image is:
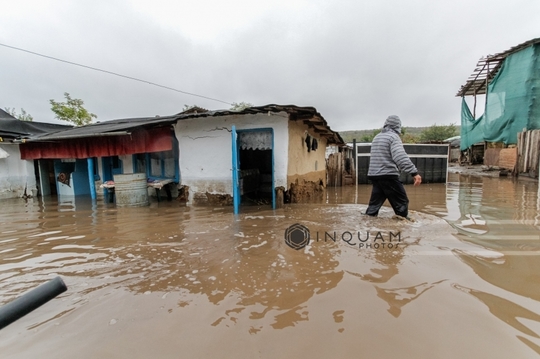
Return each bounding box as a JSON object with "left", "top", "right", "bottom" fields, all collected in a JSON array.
[{"left": 113, "top": 173, "right": 149, "bottom": 207}]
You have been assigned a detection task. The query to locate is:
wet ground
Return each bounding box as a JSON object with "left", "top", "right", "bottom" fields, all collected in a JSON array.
[{"left": 0, "top": 172, "right": 539, "bottom": 358}]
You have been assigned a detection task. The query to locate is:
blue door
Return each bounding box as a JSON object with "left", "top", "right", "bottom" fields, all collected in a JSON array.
[{"left": 231, "top": 125, "right": 240, "bottom": 214}]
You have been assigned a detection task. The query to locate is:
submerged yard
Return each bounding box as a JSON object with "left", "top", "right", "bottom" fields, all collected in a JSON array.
[{"left": 0, "top": 172, "right": 539, "bottom": 358}]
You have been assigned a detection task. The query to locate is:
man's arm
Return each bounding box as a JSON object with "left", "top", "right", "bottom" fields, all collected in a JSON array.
[
  {"left": 390, "top": 138, "right": 422, "bottom": 186},
  {"left": 390, "top": 138, "right": 418, "bottom": 175}
]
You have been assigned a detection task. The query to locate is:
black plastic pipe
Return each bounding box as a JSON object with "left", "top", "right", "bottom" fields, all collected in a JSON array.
[{"left": 0, "top": 276, "right": 67, "bottom": 330}]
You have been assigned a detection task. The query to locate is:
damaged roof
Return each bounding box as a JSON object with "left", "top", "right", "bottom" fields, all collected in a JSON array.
[
  {"left": 180, "top": 104, "right": 345, "bottom": 145},
  {"left": 0, "top": 108, "right": 72, "bottom": 140},
  {"left": 456, "top": 37, "right": 540, "bottom": 97},
  {"left": 13, "top": 114, "right": 178, "bottom": 141},
  {"left": 21, "top": 104, "right": 345, "bottom": 145}
]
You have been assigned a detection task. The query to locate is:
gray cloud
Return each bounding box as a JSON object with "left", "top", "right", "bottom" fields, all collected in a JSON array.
[{"left": 1, "top": 0, "right": 539, "bottom": 131}]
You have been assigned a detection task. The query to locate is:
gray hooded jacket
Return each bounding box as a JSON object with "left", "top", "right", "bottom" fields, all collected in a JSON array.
[{"left": 367, "top": 115, "right": 418, "bottom": 178}]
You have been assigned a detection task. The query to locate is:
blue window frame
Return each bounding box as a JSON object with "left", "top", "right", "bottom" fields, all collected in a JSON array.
[{"left": 132, "top": 136, "right": 179, "bottom": 182}]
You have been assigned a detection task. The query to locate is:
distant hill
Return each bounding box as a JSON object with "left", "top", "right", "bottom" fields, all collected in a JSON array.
[{"left": 338, "top": 126, "right": 461, "bottom": 143}]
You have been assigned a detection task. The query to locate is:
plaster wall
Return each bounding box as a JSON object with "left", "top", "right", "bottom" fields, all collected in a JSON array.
[
  {"left": 120, "top": 155, "right": 134, "bottom": 174},
  {"left": 0, "top": 144, "right": 37, "bottom": 199},
  {"left": 287, "top": 121, "right": 328, "bottom": 187},
  {"left": 174, "top": 113, "right": 289, "bottom": 203}
]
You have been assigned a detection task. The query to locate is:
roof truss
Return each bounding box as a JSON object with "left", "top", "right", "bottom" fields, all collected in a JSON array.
[{"left": 456, "top": 37, "right": 540, "bottom": 97}]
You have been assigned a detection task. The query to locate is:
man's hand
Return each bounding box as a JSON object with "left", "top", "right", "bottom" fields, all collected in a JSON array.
[{"left": 413, "top": 174, "right": 422, "bottom": 186}]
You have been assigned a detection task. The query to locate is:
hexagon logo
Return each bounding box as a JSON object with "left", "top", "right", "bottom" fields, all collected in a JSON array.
[{"left": 284, "top": 223, "right": 310, "bottom": 250}]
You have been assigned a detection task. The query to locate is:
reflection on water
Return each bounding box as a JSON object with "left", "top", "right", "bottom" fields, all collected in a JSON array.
[
  {"left": 0, "top": 172, "right": 539, "bottom": 358},
  {"left": 375, "top": 279, "right": 447, "bottom": 318}
]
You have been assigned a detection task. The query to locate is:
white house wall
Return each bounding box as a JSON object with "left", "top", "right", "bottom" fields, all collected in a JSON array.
[
  {"left": 0, "top": 144, "right": 37, "bottom": 199},
  {"left": 174, "top": 113, "right": 289, "bottom": 203}
]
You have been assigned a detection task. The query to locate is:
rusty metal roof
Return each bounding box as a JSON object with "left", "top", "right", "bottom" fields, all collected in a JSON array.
[
  {"left": 456, "top": 37, "right": 540, "bottom": 97},
  {"left": 19, "top": 104, "right": 345, "bottom": 146}
]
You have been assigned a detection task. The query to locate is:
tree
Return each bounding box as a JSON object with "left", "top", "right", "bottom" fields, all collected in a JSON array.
[
  {"left": 50, "top": 93, "right": 96, "bottom": 126},
  {"left": 230, "top": 102, "right": 253, "bottom": 111},
  {"left": 401, "top": 133, "right": 419, "bottom": 143},
  {"left": 4, "top": 107, "right": 33, "bottom": 121},
  {"left": 419, "top": 123, "right": 457, "bottom": 142},
  {"left": 358, "top": 127, "right": 419, "bottom": 143},
  {"left": 359, "top": 129, "right": 381, "bottom": 143}
]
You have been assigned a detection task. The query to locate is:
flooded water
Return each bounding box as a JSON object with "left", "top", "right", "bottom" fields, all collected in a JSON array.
[{"left": 1, "top": 172, "right": 539, "bottom": 358}]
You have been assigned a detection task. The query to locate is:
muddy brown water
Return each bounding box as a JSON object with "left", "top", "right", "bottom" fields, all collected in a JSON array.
[{"left": 0, "top": 173, "right": 539, "bottom": 358}]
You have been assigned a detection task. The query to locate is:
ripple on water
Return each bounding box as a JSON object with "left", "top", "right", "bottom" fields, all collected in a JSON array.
[{"left": 0, "top": 184, "right": 539, "bottom": 358}]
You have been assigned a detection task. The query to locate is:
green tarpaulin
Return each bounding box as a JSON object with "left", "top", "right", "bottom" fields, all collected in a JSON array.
[{"left": 461, "top": 44, "right": 540, "bottom": 150}]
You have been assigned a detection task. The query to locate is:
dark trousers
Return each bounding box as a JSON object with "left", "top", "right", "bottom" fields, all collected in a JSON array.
[{"left": 365, "top": 178, "right": 409, "bottom": 218}]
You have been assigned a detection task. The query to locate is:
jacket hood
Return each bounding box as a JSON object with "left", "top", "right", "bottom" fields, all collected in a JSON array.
[{"left": 383, "top": 115, "right": 402, "bottom": 134}]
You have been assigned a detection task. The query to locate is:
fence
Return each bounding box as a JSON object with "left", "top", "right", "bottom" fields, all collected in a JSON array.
[
  {"left": 355, "top": 143, "right": 449, "bottom": 184},
  {"left": 517, "top": 129, "right": 540, "bottom": 178},
  {"left": 326, "top": 146, "right": 355, "bottom": 187}
]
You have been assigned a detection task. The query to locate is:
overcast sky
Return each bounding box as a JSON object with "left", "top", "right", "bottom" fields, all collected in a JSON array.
[{"left": 1, "top": 1, "right": 539, "bottom": 131}]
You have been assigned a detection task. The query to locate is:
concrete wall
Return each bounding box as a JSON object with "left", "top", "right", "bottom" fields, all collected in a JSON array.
[
  {"left": 287, "top": 121, "right": 328, "bottom": 186},
  {"left": 0, "top": 144, "right": 37, "bottom": 199},
  {"left": 174, "top": 113, "right": 289, "bottom": 203}
]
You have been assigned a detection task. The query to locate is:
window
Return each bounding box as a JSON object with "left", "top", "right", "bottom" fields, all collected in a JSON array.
[{"left": 132, "top": 137, "right": 179, "bottom": 182}]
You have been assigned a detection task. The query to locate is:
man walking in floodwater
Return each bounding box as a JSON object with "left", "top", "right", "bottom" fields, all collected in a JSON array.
[{"left": 364, "top": 115, "right": 422, "bottom": 220}]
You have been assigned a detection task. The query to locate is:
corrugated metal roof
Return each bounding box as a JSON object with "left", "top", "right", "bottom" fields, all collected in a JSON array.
[
  {"left": 23, "top": 104, "right": 345, "bottom": 145},
  {"left": 20, "top": 115, "right": 178, "bottom": 141},
  {"left": 0, "top": 109, "right": 73, "bottom": 140},
  {"left": 456, "top": 37, "right": 540, "bottom": 97}
]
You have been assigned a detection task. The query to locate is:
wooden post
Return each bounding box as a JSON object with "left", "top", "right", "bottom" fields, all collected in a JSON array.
[
  {"left": 353, "top": 139, "right": 358, "bottom": 186},
  {"left": 517, "top": 131, "right": 523, "bottom": 173},
  {"left": 524, "top": 130, "right": 531, "bottom": 173},
  {"left": 472, "top": 90, "right": 477, "bottom": 119},
  {"left": 533, "top": 130, "right": 540, "bottom": 177}
]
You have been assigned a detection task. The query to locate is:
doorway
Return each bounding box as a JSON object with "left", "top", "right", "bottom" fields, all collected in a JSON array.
[
  {"left": 36, "top": 159, "right": 57, "bottom": 197},
  {"left": 232, "top": 128, "right": 275, "bottom": 212}
]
